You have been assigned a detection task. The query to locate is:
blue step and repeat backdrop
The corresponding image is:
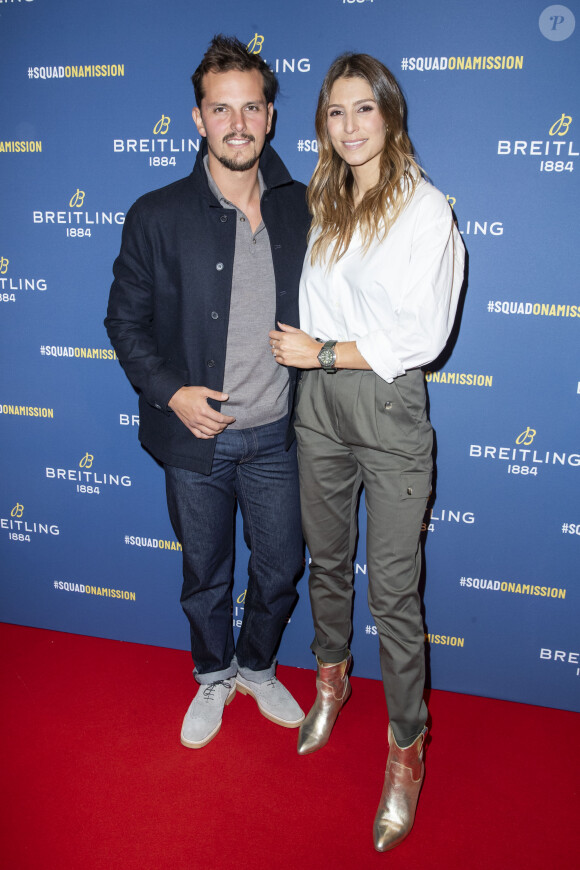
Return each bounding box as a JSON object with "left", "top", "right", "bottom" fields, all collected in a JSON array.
[{"left": 1, "top": 1, "right": 578, "bottom": 712}]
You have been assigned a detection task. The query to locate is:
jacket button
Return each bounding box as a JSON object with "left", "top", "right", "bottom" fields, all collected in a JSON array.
[
  {"left": 407, "top": 487, "right": 413, "bottom": 495},
  {"left": 211, "top": 311, "right": 219, "bottom": 320},
  {"left": 384, "top": 401, "right": 392, "bottom": 410},
  {"left": 220, "top": 215, "right": 227, "bottom": 223},
  {"left": 207, "top": 360, "right": 215, "bottom": 368},
  {"left": 216, "top": 262, "right": 224, "bottom": 271}
]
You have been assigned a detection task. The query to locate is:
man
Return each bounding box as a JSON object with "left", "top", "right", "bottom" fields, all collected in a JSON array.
[{"left": 105, "top": 35, "right": 311, "bottom": 748}]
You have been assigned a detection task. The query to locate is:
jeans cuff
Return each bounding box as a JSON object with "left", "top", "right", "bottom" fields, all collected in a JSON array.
[
  {"left": 194, "top": 662, "right": 237, "bottom": 685},
  {"left": 235, "top": 658, "right": 276, "bottom": 685}
]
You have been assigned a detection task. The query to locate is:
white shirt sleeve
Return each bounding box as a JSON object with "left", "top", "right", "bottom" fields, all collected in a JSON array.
[{"left": 356, "top": 187, "right": 465, "bottom": 382}]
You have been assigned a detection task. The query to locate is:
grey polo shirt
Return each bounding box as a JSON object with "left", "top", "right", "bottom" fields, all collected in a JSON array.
[{"left": 204, "top": 157, "right": 289, "bottom": 430}]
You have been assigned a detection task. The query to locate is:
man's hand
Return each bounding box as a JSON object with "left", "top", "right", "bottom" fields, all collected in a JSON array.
[{"left": 168, "top": 386, "right": 235, "bottom": 439}]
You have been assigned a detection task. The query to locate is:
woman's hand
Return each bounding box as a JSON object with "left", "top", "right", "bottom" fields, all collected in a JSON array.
[{"left": 268, "top": 322, "right": 321, "bottom": 369}]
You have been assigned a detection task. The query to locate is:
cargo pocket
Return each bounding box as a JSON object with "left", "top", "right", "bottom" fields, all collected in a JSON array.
[{"left": 395, "top": 471, "right": 432, "bottom": 544}]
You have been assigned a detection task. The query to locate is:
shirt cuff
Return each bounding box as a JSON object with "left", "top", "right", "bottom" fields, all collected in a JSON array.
[{"left": 356, "top": 333, "right": 406, "bottom": 383}]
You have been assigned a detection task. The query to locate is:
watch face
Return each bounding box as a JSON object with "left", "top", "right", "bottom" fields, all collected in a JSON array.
[{"left": 318, "top": 344, "right": 336, "bottom": 369}]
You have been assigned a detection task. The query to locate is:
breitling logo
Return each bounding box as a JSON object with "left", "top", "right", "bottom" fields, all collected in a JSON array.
[
  {"left": 515, "top": 427, "right": 536, "bottom": 447},
  {"left": 1, "top": 502, "right": 60, "bottom": 538},
  {"left": 469, "top": 427, "right": 580, "bottom": 472},
  {"left": 33, "top": 187, "right": 125, "bottom": 227},
  {"left": 69, "top": 189, "right": 85, "bottom": 208},
  {"left": 247, "top": 34, "right": 265, "bottom": 54},
  {"left": 45, "top": 452, "right": 132, "bottom": 489},
  {"left": 245, "top": 33, "right": 310, "bottom": 73},
  {"left": 549, "top": 113, "right": 572, "bottom": 137},
  {"left": 153, "top": 115, "right": 171, "bottom": 136}
]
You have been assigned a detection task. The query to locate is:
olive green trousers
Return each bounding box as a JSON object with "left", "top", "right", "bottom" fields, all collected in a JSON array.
[{"left": 295, "top": 368, "right": 432, "bottom": 747}]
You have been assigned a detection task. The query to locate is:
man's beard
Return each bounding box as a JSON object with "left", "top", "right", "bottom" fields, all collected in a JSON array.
[
  {"left": 217, "top": 153, "right": 259, "bottom": 172},
  {"left": 211, "top": 136, "right": 259, "bottom": 172}
]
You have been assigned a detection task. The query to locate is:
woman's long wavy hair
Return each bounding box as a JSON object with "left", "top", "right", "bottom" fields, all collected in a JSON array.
[{"left": 308, "top": 53, "right": 421, "bottom": 266}]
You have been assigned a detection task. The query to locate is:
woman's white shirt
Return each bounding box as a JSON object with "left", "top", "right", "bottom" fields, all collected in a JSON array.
[{"left": 299, "top": 179, "right": 465, "bottom": 383}]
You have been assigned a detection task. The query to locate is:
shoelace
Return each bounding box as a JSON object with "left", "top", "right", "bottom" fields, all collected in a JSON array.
[{"left": 202, "top": 680, "right": 231, "bottom": 700}]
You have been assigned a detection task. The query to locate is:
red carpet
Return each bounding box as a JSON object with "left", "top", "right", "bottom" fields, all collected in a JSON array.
[{"left": 1, "top": 623, "right": 578, "bottom": 869}]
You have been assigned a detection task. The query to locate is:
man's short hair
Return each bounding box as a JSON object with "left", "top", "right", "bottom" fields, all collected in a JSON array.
[{"left": 192, "top": 34, "right": 279, "bottom": 107}]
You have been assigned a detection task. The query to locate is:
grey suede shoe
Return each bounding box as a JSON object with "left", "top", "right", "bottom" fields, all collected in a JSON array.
[
  {"left": 180, "top": 679, "right": 236, "bottom": 748},
  {"left": 236, "top": 674, "right": 305, "bottom": 727}
]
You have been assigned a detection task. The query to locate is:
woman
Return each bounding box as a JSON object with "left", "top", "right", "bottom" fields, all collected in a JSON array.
[{"left": 269, "top": 53, "right": 464, "bottom": 851}]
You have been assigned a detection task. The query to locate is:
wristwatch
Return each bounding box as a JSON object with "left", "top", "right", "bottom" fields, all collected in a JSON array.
[{"left": 317, "top": 339, "right": 338, "bottom": 374}]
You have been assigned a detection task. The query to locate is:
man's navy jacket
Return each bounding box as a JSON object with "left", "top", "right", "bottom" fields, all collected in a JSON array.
[{"left": 105, "top": 142, "right": 311, "bottom": 474}]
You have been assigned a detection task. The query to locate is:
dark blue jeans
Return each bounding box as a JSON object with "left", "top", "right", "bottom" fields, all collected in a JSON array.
[{"left": 165, "top": 416, "right": 303, "bottom": 685}]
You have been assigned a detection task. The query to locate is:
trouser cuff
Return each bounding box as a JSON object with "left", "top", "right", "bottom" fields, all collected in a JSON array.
[
  {"left": 310, "top": 639, "right": 350, "bottom": 664},
  {"left": 235, "top": 655, "right": 276, "bottom": 684},
  {"left": 194, "top": 662, "right": 237, "bottom": 685}
]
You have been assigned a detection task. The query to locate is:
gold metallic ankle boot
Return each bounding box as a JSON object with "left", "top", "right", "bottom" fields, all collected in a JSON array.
[
  {"left": 297, "top": 655, "right": 351, "bottom": 755},
  {"left": 373, "top": 724, "right": 427, "bottom": 852}
]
